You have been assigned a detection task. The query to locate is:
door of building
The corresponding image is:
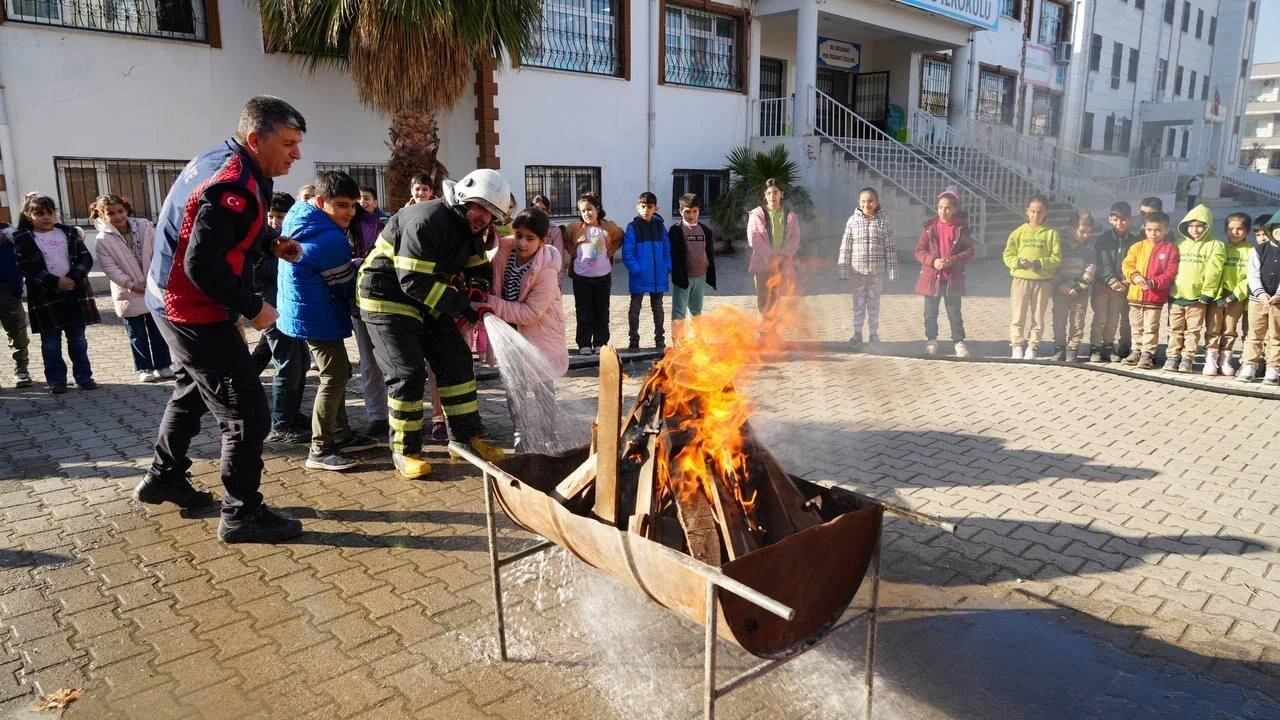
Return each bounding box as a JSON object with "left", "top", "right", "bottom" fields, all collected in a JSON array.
[
  {"left": 817, "top": 68, "right": 890, "bottom": 138},
  {"left": 760, "top": 57, "right": 786, "bottom": 135}
]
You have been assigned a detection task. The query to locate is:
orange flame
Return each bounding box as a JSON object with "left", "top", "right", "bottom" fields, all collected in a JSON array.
[{"left": 648, "top": 259, "right": 805, "bottom": 518}]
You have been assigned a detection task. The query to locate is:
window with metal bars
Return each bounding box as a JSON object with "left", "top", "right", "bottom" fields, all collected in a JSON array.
[
  {"left": 663, "top": 4, "right": 742, "bottom": 91},
  {"left": 999, "top": 0, "right": 1020, "bottom": 19},
  {"left": 670, "top": 169, "right": 728, "bottom": 217},
  {"left": 1039, "top": 2, "right": 1065, "bottom": 45},
  {"left": 53, "top": 157, "right": 188, "bottom": 226},
  {"left": 976, "top": 69, "right": 1016, "bottom": 125},
  {"left": 522, "top": 0, "right": 624, "bottom": 77},
  {"left": 1029, "top": 90, "right": 1061, "bottom": 137},
  {"left": 313, "top": 163, "right": 388, "bottom": 203},
  {"left": 920, "top": 56, "right": 951, "bottom": 117},
  {"left": 524, "top": 166, "right": 602, "bottom": 218},
  {"left": 5, "top": 0, "right": 207, "bottom": 40}
]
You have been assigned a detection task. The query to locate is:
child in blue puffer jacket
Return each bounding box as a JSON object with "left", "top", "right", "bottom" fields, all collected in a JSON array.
[
  {"left": 622, "top": 191, "right": 672, "bottom": 351},
  {"left": 278, "top": 171, "right": 378, "bottom": 472}
]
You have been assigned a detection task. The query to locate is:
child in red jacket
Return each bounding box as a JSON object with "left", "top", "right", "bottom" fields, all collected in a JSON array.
[{"left": 1120, "top": 211, "right": 1180, "bottom": 369}]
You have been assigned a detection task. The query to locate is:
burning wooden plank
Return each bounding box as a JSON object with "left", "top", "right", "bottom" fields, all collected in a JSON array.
[
  {"left": 675, "top": 489, "right": 722, "bottom": 565},
  {"left": 593, "top": 346, "right": 623, "bottom": 525}
]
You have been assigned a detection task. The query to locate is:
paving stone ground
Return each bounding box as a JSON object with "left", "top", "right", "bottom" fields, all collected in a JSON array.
[{"left": 0, "top": 250, "right": 1277, "bottom": 718}]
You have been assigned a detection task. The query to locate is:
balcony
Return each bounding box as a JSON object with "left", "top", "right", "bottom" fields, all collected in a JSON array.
[
  {"left": 1246, "top": 101, "right": 1280, "bottom": 116},
  {"left": 4, "top": 0, "right": 208, "bottom": 42}
]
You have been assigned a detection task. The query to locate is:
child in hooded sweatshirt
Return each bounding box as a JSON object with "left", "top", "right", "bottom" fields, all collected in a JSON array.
[
  {"left": 1004, "top": 195, "right": 1062, "bottom": 360},
  {"left": 1205, "top": 212, "right": 1251, "bottom": 377},
  {"left": 1052, "top": 211, "right": 1097, "bottom": 362},
  {"left": 1120, "top": 211, "right": 1180, "bottom": 369},
  {"left": 1163, "top": 204, "right": 1224, "bottom": 373},
  {"left": 1240, "top": 212, "right": 1280, "bottom": 384},
  {"left": 621, "top": 191, "right": 672, "bottom": 351}
]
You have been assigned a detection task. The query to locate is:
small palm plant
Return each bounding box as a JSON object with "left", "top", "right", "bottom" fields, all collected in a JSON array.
[{"left": 709, "top": 145, "right": 815, "bottom": 252}]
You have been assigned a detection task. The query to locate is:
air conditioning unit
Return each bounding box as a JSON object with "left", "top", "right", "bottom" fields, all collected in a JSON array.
[{"left": 1054, "top": 41, "right": 1072, "bottom": 65}]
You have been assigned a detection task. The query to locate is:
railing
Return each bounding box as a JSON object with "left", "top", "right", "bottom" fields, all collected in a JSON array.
[
  {"left": 1223, "top": 165, "right": 1280, "bottom": 201},
  {"left": 811, "top": 88, "right": 986, "bottom": 244},
  {"left": 958, "top": 117, "right": 1131, "bottom": 196},
  {"left": 908, "top": 110, "right": 1041, "bottom": 213},
  {"left": 752, "top": 97, "right": 792, "bottom": 138},
  {"left": 1081, "top": 170, "right": 1178, "bottom": 212},
  {"left": 4, "top": 0, "right": 207, "bottom": 41}
]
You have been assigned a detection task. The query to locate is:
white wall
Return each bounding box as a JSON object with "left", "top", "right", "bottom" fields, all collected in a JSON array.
[{"left": 0, "top": 5, "right": 474, "bottom": 214}]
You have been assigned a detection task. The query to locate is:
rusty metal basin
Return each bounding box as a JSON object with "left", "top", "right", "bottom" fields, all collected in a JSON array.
[{"left": 492, "top": 446, "right": 884, "bottom": 659}]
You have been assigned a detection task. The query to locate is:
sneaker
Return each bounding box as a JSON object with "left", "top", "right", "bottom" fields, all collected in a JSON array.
[
  {"left": 305, "top": 448, "right": 360, "bottom": 471},
  {"left": 337, "top": 433, "right": 379, "bottom": 453},
  {"left": 1116, "top": 345, "right": 1132, "bottom": 359},
  {"left": 954, "top": 341, "right": 970, "bottom": 358},
  {"left": 655, "top": 341, "right": 666, "bottom": 353},
  {"left": 392, "top": 453, "right": 433, "bottom": 480},
  {"left": 14, "top": 371, "right": 32, "bottom": 388},
  {"left": 365, "top": 419, "right": 390, "bottom": 439},
  {"left": 450, "top": 436, "right": 505, "bottom": 463},
  {"left": 134, "top": 472, "right": 216, "bottom": 510},
  {"left": 577, "top": 347, "right": 593, "bottom": 356},
  {"left": 1238, "top": 364, "right": 1259, "bottom": 382},
  {"left": 1202, "top": 352, "right": 1219, "bottom": 376},
  {"left": 1137, "top": 352, "right": 1154, "bottom": 370},
  {"left": 1065, "top": 349, "right": 1081, "bottom": 363},
  {"left": 1053, "top": 348, "right": 1067, "bottom": 362},
  {"left": 218, "top": 505, "right": 302, "bottom": 544},
  {"left": 429, "top": 420, "right": 449, "bottom": 444},
  {"left": 1177, "top": 357, "right": 1194, "bottom": 373},
  {"left": 849, "top": 333, "right": 863, "bottom": 349},
  {"left": 868, "top": 334, "right": 880, "bottom": 346},
  {"left": 49, "top": 384, "right": 68, "bottom": 395},
  {"left": 1121, "top": 352, "right": 1141, "bottom": 366},
  {"left": 1220, "top": 350, "right": 1236, "bottom": 377},
  {"left": 1010, "top": 345, "right": 1024, "bottom": 360},
  {"left": 266, "top": 427, "right": 311, "bottom": 444},
  {"left": 1162, "top": 357, "right": 1179, "bottom": 372},
  {"left": 1025, "top": 346, "right": 1040, "bottom": 361},
  {"left": 1264, "top": 369, "right": 1280, "bottom": 386},
  {"left": 1088, "top": 349, "right": 1104, "bottom": 363},
  {"left": 140, "top": 370, "right": 159, "bottom": 383},
  {"left": 627, "top": 341, "right": 640, "bottom": 351},
  {"left": 78, "top": 379, "right": 98, "bottom": 390},
  {"left": 925, "top": 341, "right": 938, "bottom": 355},
  {"left": 156, "top": 367, "right": 176, "bottom": 380}
]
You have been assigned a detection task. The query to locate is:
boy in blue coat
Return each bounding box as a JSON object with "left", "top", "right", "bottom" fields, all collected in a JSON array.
[
  {"left": 622, "top": 191, "right": 672, "bottom": 351},
  {"left": 278, "top": 171, "right": 377, "bottom": 471}
]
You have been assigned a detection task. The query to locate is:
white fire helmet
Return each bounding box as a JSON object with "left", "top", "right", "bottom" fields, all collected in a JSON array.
[{"left": 450, "top": 169, "right": 512, "bottom": 224}]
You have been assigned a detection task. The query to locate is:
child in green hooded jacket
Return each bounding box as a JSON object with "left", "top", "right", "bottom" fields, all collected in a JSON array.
[
  {"left": 1163, "top": 204, "right": 1224, "bottom": 373},
  {"left": 1205, "top": 212, "right": 1251, "bottom": 376},
  {"left": 1004, "top": 195, "right": 1062, "bottom": 360}
]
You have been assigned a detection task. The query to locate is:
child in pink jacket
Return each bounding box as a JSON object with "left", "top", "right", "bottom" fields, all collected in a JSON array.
[
  {"left": 746, "top": 178, "right": 801, "bottom": 317},
  {"left": 485, "top": 208, "right": 569, "bottom": 453},
  {"left": 91, "top": 194, "right": 172, "bottom": 383}
]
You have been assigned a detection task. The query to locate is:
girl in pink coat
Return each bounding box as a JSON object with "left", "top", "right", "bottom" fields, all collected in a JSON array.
[
  {"left": 486, "top": 208, "right": 569, "bottom": 453},
  {"left": 746, "top": 178, "right": 801, "bottom": 316},
  {"left": 91, "top": 195, "right": 172, "bottom": 383}
]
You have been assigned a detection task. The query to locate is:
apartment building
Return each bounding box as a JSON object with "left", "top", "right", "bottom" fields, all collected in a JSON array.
[{"left": 1241, "top": 62, "right": 1280, "bottom": 175}]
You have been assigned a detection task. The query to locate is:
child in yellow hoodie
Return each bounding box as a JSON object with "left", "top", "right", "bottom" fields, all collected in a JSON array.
[
  {"left": 1163, "top": 204, "right": 1224, "bottom": 373},
  {"left": 1003, "top": 195, "right": 1062, "bottom": 360},
  {"left": 1205, "top": 212, "right": 1251, "bottom": 376}
]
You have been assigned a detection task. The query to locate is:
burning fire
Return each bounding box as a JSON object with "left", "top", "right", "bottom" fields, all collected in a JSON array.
[{"left": 647, "top": 259, "right": 804, "bottom": 520}]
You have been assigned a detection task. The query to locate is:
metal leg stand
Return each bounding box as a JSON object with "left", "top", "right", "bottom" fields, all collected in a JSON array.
[
  {"left": 483, "top": 472, "right": 508, "bottom": 661},
  {"left": 704, "top": 581, "right": 718, "bottom": 720},
  {"left": 864, "top": 543, "right": 881, "bottom": 720}
]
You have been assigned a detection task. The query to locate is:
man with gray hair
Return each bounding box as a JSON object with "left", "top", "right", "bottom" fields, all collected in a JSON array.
[{"left": 136, "top": 95, "right": 308, "bottom": 544}]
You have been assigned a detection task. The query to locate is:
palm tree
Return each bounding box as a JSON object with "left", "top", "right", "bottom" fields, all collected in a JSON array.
[
  {"left": 257, "top": 0, "right": 542, "bottom": 209},
  {"left": 709, "top": 145, "right": 815, "bottom": 252}
]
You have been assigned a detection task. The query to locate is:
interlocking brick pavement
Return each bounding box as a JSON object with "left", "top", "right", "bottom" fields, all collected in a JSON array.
[{"left": 0, "top": 252, "right": 1276, "bottom": 718}]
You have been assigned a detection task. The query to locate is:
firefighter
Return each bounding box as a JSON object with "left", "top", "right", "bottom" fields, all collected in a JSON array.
[{"left": 357, "top": 169, "right": 509, "bottom": 479}]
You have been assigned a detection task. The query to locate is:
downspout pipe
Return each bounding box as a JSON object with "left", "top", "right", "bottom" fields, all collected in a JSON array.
[
  {"left": 647, "top": 0, "right": 659, "bottom": 196},
  {"left": 0, "top": 81, "right": 20, "bottom": 221}
]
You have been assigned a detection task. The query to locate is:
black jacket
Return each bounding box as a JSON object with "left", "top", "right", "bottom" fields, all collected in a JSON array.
[
  {"left": 668, "top": 222, "right": 716, "bottom": 289},
  {"left": 1094, "top": 227, "right": 1139, "bottom": 287}
]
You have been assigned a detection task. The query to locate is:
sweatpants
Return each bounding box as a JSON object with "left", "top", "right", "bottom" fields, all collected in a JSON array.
[
  {"left": 628, "top": 292, "right": 665, "bottom": 347},
  {"left": 1089, "top": 284, "right": 1128, "bottom": 352},
  {"left": 1009, "top": 278, "right": 1052, "bottom": 348},
  {"left": 0, "top": 292, "right": 31, "bottom": 375},
  {"left": 572, "top": 274, "right": 611, "bottom": 350},
  {"left": 850, "top": 272, "right": 884, "bottom": 337},
  {"left": 1127, "top": 304, "right": 1163, "bottom": 355},
  {"left": 1052, "top": 290, "right": 1089, "bottom": 350},
  {"left": 1205, "top": 301, "right": 1245, "bottom": 352},
  {"left": 150, "top": 317, "right": 268, "bottom": 520},
  {"left": 365, "top": 313, "right": 482, "bottom": 458},
  {"left": 1166, "top": 302, "right": 1207, "bottom": 360}
]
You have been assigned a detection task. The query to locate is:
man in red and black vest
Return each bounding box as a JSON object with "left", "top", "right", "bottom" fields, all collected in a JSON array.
[{"left": 136, "top": 96, "right": 306, "bottom": 544}]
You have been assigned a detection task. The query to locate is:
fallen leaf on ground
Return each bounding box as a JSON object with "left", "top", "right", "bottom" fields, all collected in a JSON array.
[{"left": 35, "top": 687, "right": 82, "bottom": 711}]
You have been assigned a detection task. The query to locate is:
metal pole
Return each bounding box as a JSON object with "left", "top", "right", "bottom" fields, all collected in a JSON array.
[
  {"left": 704, "top": 581, "right": 718, "bottom": 720},
  {"left": 864, "top": 542, "right": 882, "bottom": 719},
  {"left": 483, "top": 472, "right": 508, "bottom": 661}
]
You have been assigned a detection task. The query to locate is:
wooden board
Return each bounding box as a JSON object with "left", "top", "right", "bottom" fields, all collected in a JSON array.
[
  {"left": 708, "top": 477, "right": 760, "bottom": 561},
  {"left": 592, "top": 346, "right": 623, "bottom": 525},
  {"left": 552, "top": 456, "right": 598, "bottom": 505},
  {"left": 674, "top": 491, "right": 722, "bottom": 566}
]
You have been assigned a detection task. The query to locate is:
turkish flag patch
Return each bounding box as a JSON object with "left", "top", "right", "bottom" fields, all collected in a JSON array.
[{"left": 219, "top": 192, "right": 246, "bottom": 213}]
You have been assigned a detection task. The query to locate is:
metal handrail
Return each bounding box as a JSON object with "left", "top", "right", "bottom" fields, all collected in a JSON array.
[
  {"left": 811, "top": 87, "right": 986, "bottom": 244},
  {"left": 909, "top": 110, "right": 1041, "bottom": 213},
  {"left": 1223, "top": 165, "right": 1280, "bottom": 202},
  {"left": 752, "top": 97, "right": 792, "bottom": 138}
]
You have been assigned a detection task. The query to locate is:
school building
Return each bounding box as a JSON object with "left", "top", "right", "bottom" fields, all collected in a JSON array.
[{"left": 0, "top": 0, "right": 1265, "bottom": 250}]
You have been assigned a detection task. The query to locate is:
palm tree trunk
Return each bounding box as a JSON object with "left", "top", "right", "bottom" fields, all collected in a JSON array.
[{"left": 385, "top": 110, "right": 450, "bottom": 211}]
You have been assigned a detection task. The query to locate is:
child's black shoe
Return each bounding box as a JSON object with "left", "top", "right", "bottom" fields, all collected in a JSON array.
[{"left": 134, "top": 472, "right": 216, "bottom": 509}]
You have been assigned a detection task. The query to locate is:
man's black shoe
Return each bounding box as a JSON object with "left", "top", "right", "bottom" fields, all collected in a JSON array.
[
  {"left": 217, "top": 505, "right": 302, "bottom": 544},
  {"left": 134, "top": 473, "right": 216, "bottom": 509}
]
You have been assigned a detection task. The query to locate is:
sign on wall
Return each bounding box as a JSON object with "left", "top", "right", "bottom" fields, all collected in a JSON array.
[
  {"left": 818, "top": 37, "right": 861, "bottom": 71},
  {"left": 1024, "top": 44, "right": 1055, "bottom": 88},
  {"left": 892, "top": 0, "right": 999, "bottom": 32}
]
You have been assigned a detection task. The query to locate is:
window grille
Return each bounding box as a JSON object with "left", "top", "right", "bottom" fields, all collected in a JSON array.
[
  {"left": 522, "top": 0, "right": 624, "bottom": 77},
  {"left": 664, "top": 4, "right": 742, "bottom": 91},
  {"left": 524, "top": 166, "right": 602, "bottom": 218},
  {"left": 5, "top": 0, "right": 206, "bottom": 41}
]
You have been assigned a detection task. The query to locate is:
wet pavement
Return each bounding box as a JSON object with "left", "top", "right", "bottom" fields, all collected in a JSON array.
[{"left": 0, "top": 249, "right": 1277, "bottom": 718}]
